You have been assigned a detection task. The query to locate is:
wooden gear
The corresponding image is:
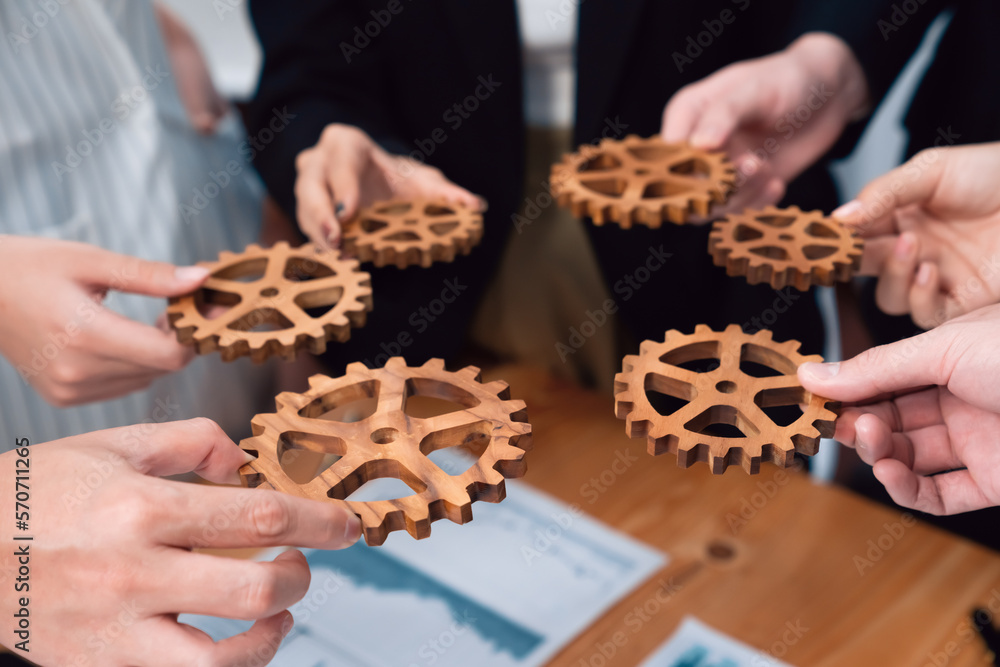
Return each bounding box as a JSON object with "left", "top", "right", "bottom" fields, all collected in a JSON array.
[
  {"left": 342, "top": 198, "right": 484, "bottom": 269},
  {"left": 167, "top": 242, "right": 372, "bottom": 363},
  {"left": 709, "top": 205, "right": 864, "bottom": 290},
  {"left": 551, "top": 135, "right": 735, "bottom": 228},
  {"left": 239, "top": 358, "right": 533, "bottom": 546},
  {"left": 614, "top": 325, "right": 838, "bottom": 474}
]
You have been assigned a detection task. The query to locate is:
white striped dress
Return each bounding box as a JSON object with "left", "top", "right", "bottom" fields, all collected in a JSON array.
[{"left": 0, "top": 0, "right": 273, "bottom": 444}]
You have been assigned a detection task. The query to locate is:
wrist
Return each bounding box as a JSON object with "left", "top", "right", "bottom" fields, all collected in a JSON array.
[{"left": 786, "top": 32, "right": 870, "bottom": 122}]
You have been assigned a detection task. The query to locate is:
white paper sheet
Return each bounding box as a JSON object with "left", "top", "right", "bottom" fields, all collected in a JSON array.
[
  {"left": 639, "top": 617, "right": 796, "bottom": 667},
  {"left": 183, "top": 453, "right": 666, "bottom": 667}
]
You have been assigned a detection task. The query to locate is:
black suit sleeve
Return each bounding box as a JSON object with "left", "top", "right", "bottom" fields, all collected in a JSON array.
[
  {"left": 785, "top": 1, "right": 953, "bottom": 110},
  {"left": 245, "top": 0, "right": 410, "bottom": 218}
]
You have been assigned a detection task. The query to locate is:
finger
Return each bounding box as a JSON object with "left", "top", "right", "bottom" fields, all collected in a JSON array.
[
  {"left": 834, "top": 150, "right": 947, "bottom": 236},
  {"left": 294, "top": 149, "right": 338, "bottom": 248},
  {"left": 875, "top": 232, "right": 919, "bottom": 315},
  {"left": 433, "top": 182, "right": 486, "bottom": 212},
  {"left": 873, "top": 460, "right": 991, "bottom": 515},
  {"left": 155, "top": 550, "right": 310, "bottom": 620},
  {"left": 325, "top": 143, "right": 368, "bottom": 222},
  {"left": 661, "top": 86, "right": 705, "bottom": 143},
  {"left": 84, "top": 307, "right": 195, "bottom": 372},
  {"left": 94, "top": 418, "right": 249, "bottom": 485},
  {"left": 852, "top": 412, "right": 904, "bottom": 466},
  {"left": 141, "top": 611, "right": 293, "bottom": 667},
  {"left": 798, "top": 332, "right": 953, "bottom": 403},
  {"left": 910, "top": 262, "right": 949, "bottom": 329},
  {"left": 857, "top": 235, "right": 895, "bottom": 277},
  {"left": 41, "top": 372, "right": 161, "bottom": 407},
  {"left": 688, "top": 83, "right": 769, "bottom": 149},
  {"left": 70, "top": 246, "right": 210, "bottom": 297},
  {"left": 160, "top": 484, "right": 361, "bottom": 550}
]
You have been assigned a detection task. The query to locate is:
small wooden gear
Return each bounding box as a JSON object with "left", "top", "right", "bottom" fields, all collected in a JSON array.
[
  {"left": 551, "top": 135, "right": 735, "bottom": 228},
  {"left": 167, "top": 242, "right": 372, "bottom": 363},
  {"left": 342, "top": 198, "right": 484, "bottom": 269},
  {"left": 239, "top": 358, "right": 532, "bottom": 545},
  {"left": 614, "top": 325, "right": 838, "bottom": 475},
  {"left": 709, "top": 205, "right": 864, "bottom": 290}
]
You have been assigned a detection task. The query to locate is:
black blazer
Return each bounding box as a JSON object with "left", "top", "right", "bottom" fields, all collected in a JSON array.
[{"left": 245, "top": 0, "right": 987, "bottom": 369}]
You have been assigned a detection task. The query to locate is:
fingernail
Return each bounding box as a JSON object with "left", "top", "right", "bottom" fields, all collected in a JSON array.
[
  {"left": 894, "top": 233, "right": 915, "bottom": 261},
  {"left": 175, "top": 266, "right": 211, "bottom": 283},
  {"left": 739, "top": 156, "right": 760, "bottom": 176},
  {"left": 832, "top": 200, "right": 863, "bottom": 219},
  {"left": 241, "top": 450, "right": 257, "bottom": 465},
  {"left": 281, "top": 613, "right": 294, "bottom": 638},
  {"left": 334, "top": 202, "right": 345, "bottom": 216},
  {"left": 802, "top": 361, "right": 840, "bottom": 381},
  {"left": 476, "top": 196, "right": 489, "bottom": 212},
  {"left": 916, "top": 262, "right": 933, "bottom": 286},
  {"left": 344, "top": 513, "right": 362, "bottom": 544}
]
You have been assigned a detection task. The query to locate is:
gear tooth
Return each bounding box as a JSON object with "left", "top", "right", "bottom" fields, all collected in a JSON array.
[
  {"left": 274, "top": 391, "right": 303, "bottom": 411},
  {"left": 307, "top": 373, "right": 332, "bottom": 389},
  {"left": 385, "top": 356, "right": 407, "bottom": 370},
  {"left": 345, "top": 361, "right": 368, "bottom": 374},
  {"left": 483, "top": 380, "right": 510, "bottom": 397},
  {"left": 422, "top": 358, "right": 446, "bottom": 371},
  {"left": 245, "top": 243, "right": 262, "bottom": 253},
  {"left": 693, "top": 324, "right": 713, "bottom": 335}
]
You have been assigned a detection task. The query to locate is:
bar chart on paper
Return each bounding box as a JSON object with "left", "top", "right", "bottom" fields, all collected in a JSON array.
[{"left": 184, "top": 456, "right": 666, "bottom": 667}]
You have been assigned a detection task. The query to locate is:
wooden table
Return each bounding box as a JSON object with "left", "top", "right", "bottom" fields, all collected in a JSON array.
[{"left": 487, "top": 365, "right": 1000, "bottom": 667}]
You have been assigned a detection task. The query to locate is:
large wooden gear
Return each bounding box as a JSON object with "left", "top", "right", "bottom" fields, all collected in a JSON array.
[
  {"left": 614, "top": 325, "right": 838, "bottom": 475},
  {"left": 342, "top": 198, "right": 484, "bottom": 269},
  {"left": 239, "top": 358, "right": 532, "bottom": 546},
  {"left": 167, "top": 242, "right": 372, "bottom": 363},
  {"left": 709, "top": 205, "right": 864, "bottom": 290},
  {"left": 551, "top": 135, "right": 735, "bottom": 228}
]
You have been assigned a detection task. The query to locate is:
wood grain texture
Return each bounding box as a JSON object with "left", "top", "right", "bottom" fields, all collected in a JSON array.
[
  {"left": 709, "top": 206, "right": 864, "bottom": 291},
  {"left": 615, "top": 325, "right": 838, "bottom": 475},
  {"left": 551, "top": 136, "right": 735, "bottom": 228},
  {"left": 239, "top": 358, "right": 532, "bottom": 546},
  {"left": 494, "top": 365, "right": 1000, "bottom": 667},
  {"left": 342, "top": 199, "right": 483, "bottom": 269},
  {"left": 167, "top": 242, "right": 372, "bottom": 363}
]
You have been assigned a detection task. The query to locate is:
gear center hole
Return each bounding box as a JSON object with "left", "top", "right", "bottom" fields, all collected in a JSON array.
[
  {"left": 715, "top": 380, "right": 737, "bottom": 394},
  {"left": 260, "top": 287, "right": 279, "bottom": 297},
  {"left": 371, "top": 427, "right": 399, "bottom": 444},
  {"left": 778, "top": 234, "right": 794, "bottom": 241}
]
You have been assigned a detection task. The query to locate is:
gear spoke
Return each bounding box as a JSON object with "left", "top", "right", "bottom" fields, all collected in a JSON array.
[
  {"left": 167, "top": 242, "right": 372, "bottom": 362},
  {"left": 615, "top": 324, "right": 839, "bottom": 474},
  {"left": 552, "top": 135, "right": 734, "bottom": 227},
  {"left": 238, "top": 359, "right": 532, "bottom": 545},
  {"left": 710, "top": 206, "right": 864, "bottom": 290},
  {"left": 342, "top": 198, "right": 483, "bottom": 269}
]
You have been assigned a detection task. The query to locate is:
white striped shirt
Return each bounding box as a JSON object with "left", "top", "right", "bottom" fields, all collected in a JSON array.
[{"left": 0, "top": 0, "right": 273, "bottom": 444}]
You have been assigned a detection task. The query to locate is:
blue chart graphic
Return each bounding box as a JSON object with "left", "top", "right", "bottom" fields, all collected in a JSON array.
[{"left": 185, "top": 468, "right": 665, "bottom": 667}]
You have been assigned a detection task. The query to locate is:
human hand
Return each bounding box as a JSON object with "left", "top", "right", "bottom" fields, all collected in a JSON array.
[
  {"left": 0, "top": 418, "right": 361, "bottom": 666},
  {"left": 0, "top": 236, "right": 210, "bottom": 407},
  {"left": 662, "top": 32, "right": 869, "bottom": 219},
  {"left": 832, "top": 142, "right": 1000, "bottom": 328},
  {"left": 294, "top": 124, "right": 485, "bottom": 247},
  {"left": 155, "top": 4, "right": 228, "bottom": 134},
  {"left": 798, "top": 304, "right": 1000, "bottom": 515}
]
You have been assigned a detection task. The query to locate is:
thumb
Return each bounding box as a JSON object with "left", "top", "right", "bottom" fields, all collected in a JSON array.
[
  {"left": 797, "top": 332, "right": 948, "bottom": 403},
  {"left": 833, "top": 150, "right": 946, "bottom": 237},
  {"left": 74, "top": 247, "right": 210, "bottom": 297},
  {"left": 102, "top": 418, "right": 251, "bottom": 486}
]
